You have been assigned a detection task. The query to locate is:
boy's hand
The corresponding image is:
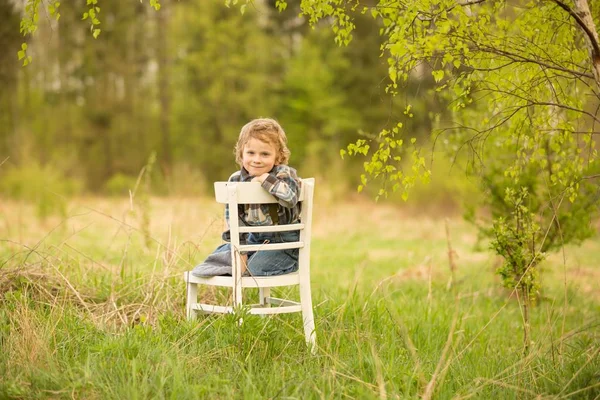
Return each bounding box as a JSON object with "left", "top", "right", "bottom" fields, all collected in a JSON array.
[{"left": 251, "top": 173, "right": 270, "bottom": 184}]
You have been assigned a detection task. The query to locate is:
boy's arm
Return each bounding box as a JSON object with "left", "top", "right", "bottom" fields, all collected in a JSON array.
[{"left": 253, "top": 165, "right": 300, "bottom": 208}]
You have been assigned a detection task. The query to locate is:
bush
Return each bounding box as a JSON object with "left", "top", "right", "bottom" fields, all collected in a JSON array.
[
  {"left": 104, "top": 173, "right": 138, "bottom": 197},
  {"left": 0, "top": 163, "right": 81, "bottom": 219}
]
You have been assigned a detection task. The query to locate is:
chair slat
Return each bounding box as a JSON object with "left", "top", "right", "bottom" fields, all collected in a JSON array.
[
  {"left": 237, "top": 241, "right": 304, "bottom": 252},
  {"left": 214, "top": 181, "right": 306, "bottom": 204},
  {"left": 237, "top": 223, "right": 304, "bottom": 233}
]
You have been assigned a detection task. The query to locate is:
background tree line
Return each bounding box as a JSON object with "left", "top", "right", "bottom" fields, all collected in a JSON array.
[{"left": 0, "top": 0, "right": 440, "bottom": 198}]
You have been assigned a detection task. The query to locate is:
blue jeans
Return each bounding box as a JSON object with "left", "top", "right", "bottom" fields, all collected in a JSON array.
[
  {"left": 244, "top": 231, "right": 299, "bottom": 276},
  {"left": 192, "top": 231, "right": 299, "bottom": 277}
]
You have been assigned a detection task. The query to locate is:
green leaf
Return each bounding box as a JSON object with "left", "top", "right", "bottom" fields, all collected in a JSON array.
[
  {"left": 389, "top": 68, "right": 397, "bottom": 84},
  {"left": 92, "top": 28, "right": 101, "bottom": 39},
  {"left": 360, "top": 174, "right": 367, "bottom": 186},
  {"left": 275, "top": 0, "right": 287, "bottom": 11}
]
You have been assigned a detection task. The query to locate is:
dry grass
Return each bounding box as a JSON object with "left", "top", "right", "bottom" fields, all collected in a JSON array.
[
  {"left": 3, "top": 194, "right": 597, "bottom": 300},
  {"left": 0, "top": 196, "right": 228, "bottom": 329}
]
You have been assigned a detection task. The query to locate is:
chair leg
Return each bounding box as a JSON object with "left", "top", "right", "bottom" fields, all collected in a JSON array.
[
  {"left": 233, "top": 274, "right": 244, "bottom": 325},
  {"left": 259, "top": 287, "right": 271, "bottom": 306},
  {"left": 186, "top": 273, "right": 198, "bottom": 320},
  {"left": 299, "top": 281, "right": 316, "bottom": 354},
  {"left": 234, "top": 279, "right": 243, "bottom": 308},
  {"left": 259, "top": 287, "right": 271, "bottom": 318}
]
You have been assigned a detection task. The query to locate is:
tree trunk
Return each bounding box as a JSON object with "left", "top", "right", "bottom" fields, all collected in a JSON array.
[
  {"left": 156, "top": 2, "right": 172, "bottom": 179},
  {"left": 573, "top": 0, "right": 600, "bottom": 91},
  {"left": 0, "top": 1, "right": 20, "bottom": 160},
  {"left": 521, "top": 285, "right": 531, "bottom": 355}
]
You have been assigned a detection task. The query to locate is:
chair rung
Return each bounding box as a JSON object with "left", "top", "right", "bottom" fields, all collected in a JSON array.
[
  {"left": 192, "top": 304, "right": 232, "bottom": 314},
  {"left": 238, "top": 223, "right": 304, "bottom": 233},
  {"left": 191, "top": 302, "right": 301, "bottom": 315},
  {"left": 237, "top": 241, "right": 303, "bottom": 252},
  {"left": 249, "top": 305, "right": 302, "bottom": 315},
  {"left": 241, "top": 273, "right": 300, "bottom": 287},
  {"left": 266, "top": 297, "right": 300, "bottom": 307}
]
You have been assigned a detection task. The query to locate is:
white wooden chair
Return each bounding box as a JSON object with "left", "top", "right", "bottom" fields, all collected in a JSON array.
[{"left": 183, "top": 178, "right": 316, "bottom": 352}]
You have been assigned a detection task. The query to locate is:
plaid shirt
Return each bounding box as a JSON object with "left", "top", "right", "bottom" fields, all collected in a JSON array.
[{"left": 223, "top": 165, "right": 301, "bottom": 240}]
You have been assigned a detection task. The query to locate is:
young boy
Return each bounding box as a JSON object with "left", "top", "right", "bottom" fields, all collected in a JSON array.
[{"left": 192, "top": 118, "right": 302, "bottom": 277}]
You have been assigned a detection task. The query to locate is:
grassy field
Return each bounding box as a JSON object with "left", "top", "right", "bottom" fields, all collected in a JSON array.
[{"left": 1, "top": 193, "right": 599, "bottom": 399}]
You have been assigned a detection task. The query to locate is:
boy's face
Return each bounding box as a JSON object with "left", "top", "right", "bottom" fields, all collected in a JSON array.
[{"left": 242, "top": 138, "right": 278, "bottom": 176}]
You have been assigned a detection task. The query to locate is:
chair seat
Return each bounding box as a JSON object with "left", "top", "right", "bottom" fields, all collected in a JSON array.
[{"left": 184, "top": 271, "right": 300, "bottom": 288}]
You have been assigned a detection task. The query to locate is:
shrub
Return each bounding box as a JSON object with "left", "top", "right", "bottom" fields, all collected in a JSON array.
[
  {"left": 104, "top": 173, "right": 138, "bottom": 197},
  {"left": 0, "top": 163, "right": 81, "bottom": 219}
]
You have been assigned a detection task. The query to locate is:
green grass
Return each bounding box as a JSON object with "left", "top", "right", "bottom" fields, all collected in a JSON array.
[{"left": 1, "top": 197, "right": 599, "bottom": 399}]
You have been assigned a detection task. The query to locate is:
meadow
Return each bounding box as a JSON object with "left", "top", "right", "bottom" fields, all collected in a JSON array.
[{"left": 1, "top": 192, "right": 599, "bottom": 399}]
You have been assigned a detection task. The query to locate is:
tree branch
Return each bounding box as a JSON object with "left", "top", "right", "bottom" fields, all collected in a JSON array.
[
  {"left": 526, "top": 101, "right": 600, "bottom": 124},
  {"left": 549, "top": 0, "right": 600, "bottom": 59},
  {"left": 414, "top": 0, "right": 488, "bottom": 21},
  {"left": 458, "top": 0, "right": 486, "bottom": 5},
  {"left": 580, "top": 173, "right": 600, "bottom": 180},
  {"left": 473, "top": 44, "right": 594, "bottom": 80}
]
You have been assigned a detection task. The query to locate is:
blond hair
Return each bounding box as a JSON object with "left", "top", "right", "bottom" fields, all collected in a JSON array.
[{"left": 234, "top": 118, "right": 291, "bottom": 166}]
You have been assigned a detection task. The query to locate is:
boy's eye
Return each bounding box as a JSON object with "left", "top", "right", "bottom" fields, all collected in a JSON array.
[{"left": 261, "top": 152, "right": 270, "bottom": 157}]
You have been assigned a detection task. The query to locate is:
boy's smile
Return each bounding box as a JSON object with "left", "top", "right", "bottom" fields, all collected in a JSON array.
[{"left": 242, "top": 138, "right": 278, "bottom": 177}]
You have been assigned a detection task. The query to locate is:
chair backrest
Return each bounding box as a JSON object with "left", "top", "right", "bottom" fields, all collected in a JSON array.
[
  {"left": 212, "top": 178, "right": 315, "bottom": 279},
  {"left": 213, "top": 180, "right": 309, "bottom": 204}
]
